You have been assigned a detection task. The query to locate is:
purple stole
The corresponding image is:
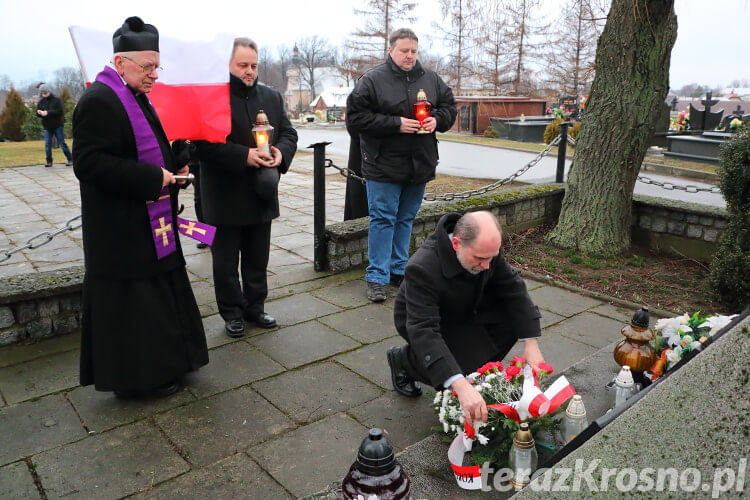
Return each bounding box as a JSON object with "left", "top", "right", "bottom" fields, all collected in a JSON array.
[{"left": 95, "top": 66, "right": 215, "bottom": 259}]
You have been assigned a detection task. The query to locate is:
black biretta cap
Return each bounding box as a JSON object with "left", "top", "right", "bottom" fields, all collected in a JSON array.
[{"left": 112, "top": 17, "right": 159, "bottom": 52}]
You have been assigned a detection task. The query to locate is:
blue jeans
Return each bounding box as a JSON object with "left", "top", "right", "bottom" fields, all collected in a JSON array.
[
  {"left": 44, "top": 127, "right": 72, "bottom": 164},
  {"left": 365, "top": 180, "right": 426, "bottom": 284}
]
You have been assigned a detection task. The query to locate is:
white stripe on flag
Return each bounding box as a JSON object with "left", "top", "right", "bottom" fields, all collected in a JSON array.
[{"left": 69, "top": 25, "right": 231, "bottom": 85}]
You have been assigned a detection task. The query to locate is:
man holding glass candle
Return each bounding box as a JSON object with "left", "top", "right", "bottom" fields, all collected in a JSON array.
[
  {"left": 346, "top": 28, "right": 456, "bottom": 303},
  {"left": 194, "top": 38, "right": 297, "bottom": 338}
]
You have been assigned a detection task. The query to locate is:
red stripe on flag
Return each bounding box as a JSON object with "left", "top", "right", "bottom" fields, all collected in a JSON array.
[
  {"left": 489, "top": 403, "right": 520, "bottom": 422},
  {"left": 548, "top": 384, "right": 576, "bottom": 411},
  {"left": 451, "top": 463, "right": 481, "bottom": 477},
  {"left": 528, "top": 393, "right": 549, "bottom": 417},
  {"left": 149, "top": 83, "right": 230, "bottom": 142}
]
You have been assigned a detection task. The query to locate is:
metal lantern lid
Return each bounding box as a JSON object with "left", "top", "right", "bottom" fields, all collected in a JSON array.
[
  {"left": 615, "top": 365, "right": 635, "bottom": 387},
  {"left": 631, "top": 306, "right": 650, "bottom": 329},
  {"left": 356, "top": 428, "right": 396, "bottom": 476},
  {"left": 513, "top": 422, "right": 535, "bottom": 450},
  {"left": 565, "top": 394, "right": 587, "bottom": 418},
  {"left": 255, "top": 109, "right": 270, "bottom": 126},
  {"left": 416, "top": 88, "right": 427, "bottom": 102}
]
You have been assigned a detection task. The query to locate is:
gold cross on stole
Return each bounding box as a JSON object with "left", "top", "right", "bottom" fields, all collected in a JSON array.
[
  {"left": 154, "top": 217, "right": 172, "bottom": 246},
  {"left": 179, "top": 220, "right": 207, "bottom": 236}
]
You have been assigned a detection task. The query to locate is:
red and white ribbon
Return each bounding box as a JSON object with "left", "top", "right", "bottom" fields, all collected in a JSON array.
[{"left": 448, "top": 365, "right": 575, "bottom": 489}]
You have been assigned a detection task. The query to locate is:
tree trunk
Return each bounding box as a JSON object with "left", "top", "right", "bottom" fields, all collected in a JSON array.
[{"left": 546, "top": 0, "right": 677, "bottom": 256}]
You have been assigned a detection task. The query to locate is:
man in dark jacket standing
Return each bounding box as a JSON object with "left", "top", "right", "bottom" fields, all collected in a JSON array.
[
  {"left": 195, "top": 38, "right": 298, "bottom": 337},
  {"left": 37, "top": 84, "right": 73, "bottom": 167},
  {"left": 73, "top": 17, "right": 208, "bottom": 398},
  {"left": 389, "top": 211, "right": 545, "bottom": 426},
  {"left": 347, "top": 28, "right": 457, "bottom": 302}
]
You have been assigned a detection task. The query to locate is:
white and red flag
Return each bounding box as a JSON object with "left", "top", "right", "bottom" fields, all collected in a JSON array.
[{"left": 69, "top": 25, "right": 231, "bottom": 143}]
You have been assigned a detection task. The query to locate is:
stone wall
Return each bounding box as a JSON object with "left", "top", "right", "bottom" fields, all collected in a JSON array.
[
  {"left": 326, "top": 184, "right": 566, "bottom": 272},
  {"left": 0, "top": 185, "right": 729, "bottom": 346},
  {"left": 325, "top": 185, "right": 728, "bottom": 272},
  {"left": 631, "top": 195, "right": 728, "bottom": 263},
  {"left": 0, "top": 267, "right": 83, "bottom": 346}
]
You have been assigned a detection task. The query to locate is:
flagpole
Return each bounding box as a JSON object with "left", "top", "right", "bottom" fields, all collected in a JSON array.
[{"left": 68, "top": 26, "right": 90, "bottom": 84}]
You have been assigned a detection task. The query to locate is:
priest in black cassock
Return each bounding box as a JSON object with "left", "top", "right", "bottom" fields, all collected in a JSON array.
[
  {"left": 73, "top": 17, "right": 208, "bottom": 398},
  {"left": 195, "top": 38, "right": 298, "bottom": 338}
]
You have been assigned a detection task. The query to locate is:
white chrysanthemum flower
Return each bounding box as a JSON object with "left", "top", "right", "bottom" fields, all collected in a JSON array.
[
  {"left": 485, "top": 373, "right": 496, "bottom": 382},
  {"left": 476, "top": 433, "right": 489, "bottom": 445},
  {"left": 475, "top": 385, "right": 483, "bottom": 392},
  {"left": 443, "top": 422, "right": 450, "bottom": 433},
  {"left": 433, "top": 392, "right": 442, "bottom": 405}
]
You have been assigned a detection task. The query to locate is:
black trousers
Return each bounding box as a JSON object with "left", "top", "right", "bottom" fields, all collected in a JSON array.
[
  {"left": 211, "top": 222, "right": 271, "bottom": 320},
  {"left": 189, "top": 161, "right": 204, "bottom": 222},
  {"left": 400, "top": 323, "right": 519, "bottom": 389}
]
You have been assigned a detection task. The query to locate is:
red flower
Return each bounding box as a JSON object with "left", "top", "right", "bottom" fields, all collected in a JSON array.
[
  {"left": 505, "top": 365, "right": 521, "bottom": 380},
  {"left": 491, "top": 361, "right": 504, "bottom": 373},
  {"left": 537, "top": 362, "right": 554, "bottom": 375},
  {"left": 477, "top": 362, "right": 494, "bottom": 375},
  {"left": 511, "top": 356, "right": 525, "bottom": 367},
  {"left": 452, "top": 390, "right": 458, "bottom": 397}
]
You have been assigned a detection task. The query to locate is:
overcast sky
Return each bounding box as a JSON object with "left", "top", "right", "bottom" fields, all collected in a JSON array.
[{"left": 1, "top": 0, "right": 748, "bottom": 89}]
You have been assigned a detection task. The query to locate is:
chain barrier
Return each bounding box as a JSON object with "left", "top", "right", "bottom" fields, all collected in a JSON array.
[
  {"left": 636, "top": 175, "right": 722, "bottom": 194},
  {"left": 0, "top": 215, "right": 82, "bottom": 264},
  {"left": 325, "top": 135, "right": 562, "bottom": 202}
]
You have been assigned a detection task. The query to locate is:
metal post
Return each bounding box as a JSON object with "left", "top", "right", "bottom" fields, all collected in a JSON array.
[
  {"left": 556, "top": 121, "right": 570, "bottom": 183},
  {"left": 310, "top": 141, "right": 332, "bottom": 271}
]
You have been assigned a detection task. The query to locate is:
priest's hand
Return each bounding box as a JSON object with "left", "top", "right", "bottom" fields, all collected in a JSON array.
[
  {"left": 175, "top": 166, "right": 190, "bottom": 185},
  {"left": 422, "top": 116, "right": 437, "bottom": 133},
  {"left": 522, "top": 338, "right": 545, "bottom": 372},
  {"left": 266, "top": 146, "right": 283, "bottom": 167},
  {"left": 162, "top": 169, "right": 176, "bottom": 187},
  {"left": 247, "top": 148, "right": 274, "bottom": 168},
  {"left": 452, "top": 377, "right": 488, "bottom": 425},
  {"left": 399, "top": 117, "right": 420, "bottom": 133}
]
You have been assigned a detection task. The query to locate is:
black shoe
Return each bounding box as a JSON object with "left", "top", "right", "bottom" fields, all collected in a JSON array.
[
  {"left": 389, "top": 274, "right": 404, "bottom": 288},
  {"left": 366, "top": 282, "right": 387, "bottom": 303},
  {"left": 253, "top": 312, "right": 277, "bottom": 329},
  {"left": 196, "top": 242, "right": 208, "bottom": 249},
  {"left": 387, "top": 347, "right": 422, "bottom": 397},
  {"left": 114, "top": 380, "right": 181, "bottom": 400},
  {"left": 225, "top": 318, "right": 245, "bottom": 338},
  {"left": 66, "top": 160, "right": 73, "bottom": 166},
  {"left": 45, "top": 162, "right": 53, "bottom": 168}
]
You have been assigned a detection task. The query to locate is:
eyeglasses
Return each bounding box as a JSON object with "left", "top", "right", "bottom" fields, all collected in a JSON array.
[{"left": 121, "top": 55, "right": 163, "bottom": 74}]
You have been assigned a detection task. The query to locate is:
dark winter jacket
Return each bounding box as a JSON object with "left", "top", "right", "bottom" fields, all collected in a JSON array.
[
  {"left": 394, "top": 213, "right": 542, "bottom": 387},
  {"left": 36, "top": 93, "right": 65, "bottom": 130},
  {"left": 194, "top": 74, "right": 298, "bottom": 226},
  {"left": 73, "top": 81, "right": 185, "bottom": 280},
  {"left": 346, "top": 57, "right": 457, "bottom": 184}
]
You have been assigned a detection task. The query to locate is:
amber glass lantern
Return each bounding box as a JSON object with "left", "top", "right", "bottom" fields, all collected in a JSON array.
[
  {"left": 614, "top": 306, "right": 657, "bottom": 373},
  {"left": 413, "top": 89, "right": 432, "bottom": 134},
  {"left": 252, "top": 110, "right": 274, "bottom": 156},
  {"left": 509, "top": 422, "right": 537, "bottom": 490}
]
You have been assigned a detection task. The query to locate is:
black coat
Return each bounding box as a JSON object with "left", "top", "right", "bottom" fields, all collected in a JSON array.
[
  {"left": 73, "top": 81, "right": 185, "bottom": 280},
  {"left": 195, "top": 74, "right": 298, "bottom": 226},
  {"left": 343, "top": 107, "right": 369, "bottom": 221},
  {"left": 394, "top": 213, "right": 542, "bottom": 386},
  {"left": 346, "top": 57, "right": 457, "bottom": 185},
  {"left": 37, "top": 93, "right": 64, "bottom": 130}
]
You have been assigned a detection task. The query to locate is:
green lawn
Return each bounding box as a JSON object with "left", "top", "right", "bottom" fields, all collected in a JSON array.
[{"left": 0, "top": 140, "right": 73, "bottom": 168}]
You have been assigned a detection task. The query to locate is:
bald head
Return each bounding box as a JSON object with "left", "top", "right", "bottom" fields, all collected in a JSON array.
[{"left": 452, "top": 211, "right": 503, "bottom": 274}]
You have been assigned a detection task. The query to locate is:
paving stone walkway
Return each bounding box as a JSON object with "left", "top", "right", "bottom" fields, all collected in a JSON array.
[{"left": 0, "top": 154, "right": 640, "bottom": 498}]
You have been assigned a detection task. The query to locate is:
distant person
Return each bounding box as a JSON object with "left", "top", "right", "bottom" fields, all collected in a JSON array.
[
  {"left": 73, "top": 16, "right": 208, "bottom": 398},
  {"left": 343, "top": 107, "right": 368, "bottom": 221},
  {"left": 36, "top": 84, "right": 73, "bottom": 167},
  {"left": 346, "top": 28, "right": 457, "bottom": 302},
  {"left": 194, "top": 37, "right": 298, "bottom": 338}
]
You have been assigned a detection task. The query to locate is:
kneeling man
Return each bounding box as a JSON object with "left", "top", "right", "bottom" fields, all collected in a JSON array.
[{"left": 390, "top": 211, "right": 545, "bottom": 424}]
